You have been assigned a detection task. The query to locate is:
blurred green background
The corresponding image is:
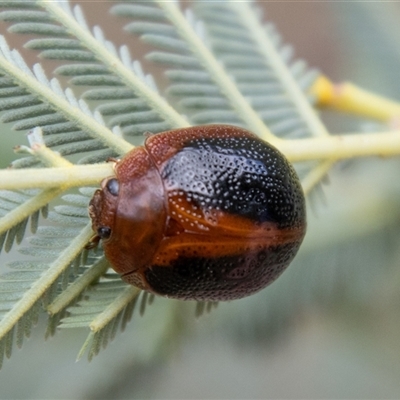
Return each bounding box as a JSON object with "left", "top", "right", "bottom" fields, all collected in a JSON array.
[{"left": 2, "top": 1, "right": 400, "bottom": 398}]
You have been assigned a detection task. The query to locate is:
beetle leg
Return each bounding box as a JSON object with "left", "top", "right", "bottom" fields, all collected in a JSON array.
[
  {"left": 85, "top": 234, "right": 101, "bottom": 250},
  {"left": 106, "top": 157, "right": 120, "bottom": 164},
  {"left": 143, "top": 131, "right": 155, "bottom": 138},
  {"left": 106, "top": 157, "right": 120, "bottom": 173}
]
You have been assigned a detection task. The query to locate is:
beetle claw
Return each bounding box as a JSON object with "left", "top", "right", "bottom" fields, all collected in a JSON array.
[
  {"left": 106, "top": 157, "right": 120, "bottom": 164},
  {"left": 85, "top": 234, "right": 101, "bottom": 250}
]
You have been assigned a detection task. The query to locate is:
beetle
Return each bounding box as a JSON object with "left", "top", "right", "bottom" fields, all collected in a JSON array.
[{"left": 89, "top": 124, "right": 306, "bottom": 301}]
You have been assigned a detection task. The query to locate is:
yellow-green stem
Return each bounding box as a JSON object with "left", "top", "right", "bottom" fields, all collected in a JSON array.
[
  {"left": 301, "top": 160, "right": 336, "bottom": 196},
  {"left": 311, "top": 76, "right": 400, "bottom": 121},
  {"left": 89, "top": 286, "right": 140, "bottom": 332},
  {"left": 278, "top": 131, "right": 400, "bottom": 162},
  {"left": 0, "top": 224, "right": 93, "bottom": 340},
  {"left": 41, "top": 0, "right": 189, "bottom": 130},
  {"left": 47, "top": 257, "right": 110, "bottom": 316},
  {"left": 157, "top": 1, "right": 274, "bottom": 142},
  {"left": 0, "top": 163, "right": 114, "bottom": 190},
  {"left": 0, "top": 188, "right": 63, "bottom": 237}
]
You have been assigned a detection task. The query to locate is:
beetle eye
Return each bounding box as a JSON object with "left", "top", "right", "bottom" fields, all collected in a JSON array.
[
  {"left": 98, "top": 226, "right": 111, "bottom": 239},
  {"left": 106, "top": 178, "right": 119, "bottom": 196}
]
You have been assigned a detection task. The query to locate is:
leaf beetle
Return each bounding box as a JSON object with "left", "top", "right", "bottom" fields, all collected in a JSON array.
[{"left": 89, "top": 125, "right": 306, "bottom": 301}]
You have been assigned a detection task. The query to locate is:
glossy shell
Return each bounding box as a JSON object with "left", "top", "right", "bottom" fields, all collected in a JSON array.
[{"left": 89, "top": 125, "right": 306, "bottom": 301}]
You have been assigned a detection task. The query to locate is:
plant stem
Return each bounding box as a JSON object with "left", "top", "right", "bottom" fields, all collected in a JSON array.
[
  {"left": 1, "top": 132, "right": 399, "bottom": 192},
  {"left": 0, "top": 188, "right": 62, "bottom": 237},
  {"left": 41, "top": 0, "right": 189, "bottom": 130},
  {"left": 232, "top": 3, "right": 330, "bottom": 139},
  {"left": 0, "top": 224, "right": 93, "bottom": 341},
  {"left": 89, "top": 286, "right": 140, "bottom": 333},
  {"left": 0, "top": 48, "right": 133, "bottom": 156},
  {"left": 157, "top": 1, "right": 275, "bottom": 142},
  {"left": 311, "top": 76, "right": 400, "bottom": 121},
  {"left": 301, "top": 160, "right": 335, "bottom": 196},
  {"left": 278, "top": 131, "right": 400, "bottom": 162},
  {"left": 47, "top": 257, "right": 110, "bottom": 316},
  {"left": 0, "top": 163, "right": 114, "bottom": 190}
]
